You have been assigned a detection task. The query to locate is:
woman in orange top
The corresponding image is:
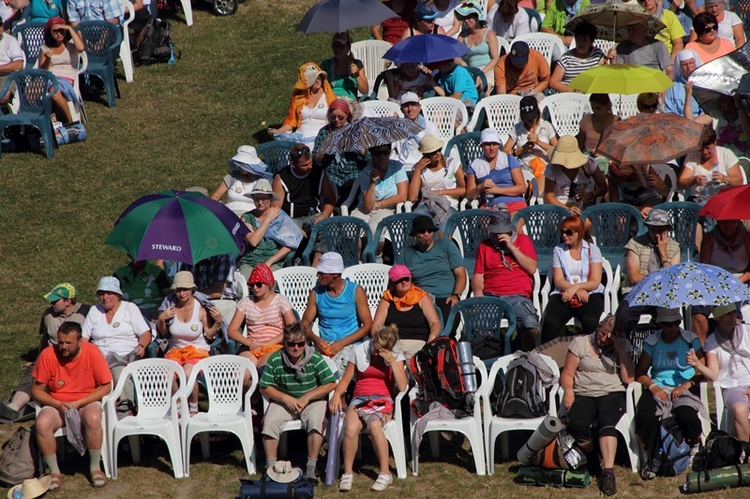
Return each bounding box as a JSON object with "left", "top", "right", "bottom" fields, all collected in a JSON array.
[
  {"left": 685, "top": 12, "right": 735, "bottom": 64},
  {"left": 268, "top": 62, "right": 337, "bottom": 147}
]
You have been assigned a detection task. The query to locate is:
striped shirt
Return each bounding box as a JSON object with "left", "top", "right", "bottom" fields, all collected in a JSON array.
[
  {"left": 259, "top": 350, "right": 336, "bottom": 398},
  {"left": 236, "top": 294, "right": 293, "bottom": 343},
  {"left": 557, "top": 48, "right": 605, "bottom": 85}
]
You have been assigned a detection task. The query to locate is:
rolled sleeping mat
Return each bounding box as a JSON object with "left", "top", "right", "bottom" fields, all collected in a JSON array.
[
  {"left": 517, "top": 415, "right": 563, "bottom": 465},
  {"left": 681, "top": 463, "right": 750, "bottom": 494},
  {"left": 516, "top": 466, "right": 590, "bottom": 488},
  {"left": 324, "top": 411, "right": 341, "bottom": 486}
]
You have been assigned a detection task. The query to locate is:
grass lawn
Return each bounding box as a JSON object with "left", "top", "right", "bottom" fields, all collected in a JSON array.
[{"left": 0, "top": 1, "right": 745, "bottom": 497}]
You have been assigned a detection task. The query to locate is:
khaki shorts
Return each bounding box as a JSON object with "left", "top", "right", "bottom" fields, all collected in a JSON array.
[{"left": 261, "top": 399, "right": 327, "bottom": 440}]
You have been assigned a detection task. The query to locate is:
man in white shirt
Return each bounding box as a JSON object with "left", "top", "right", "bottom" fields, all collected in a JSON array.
[
  {"left": 391, "top": 92, "right": 440, "bottom": 175},
  {"left": 0, "top": 22, "right": 24, "bottom": 104}
]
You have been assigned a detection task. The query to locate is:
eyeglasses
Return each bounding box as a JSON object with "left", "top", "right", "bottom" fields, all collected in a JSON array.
[
  {"left": 416, "top": 228, "right": 435, "bottom": 234},
  {"left": 285, "top": 341, "right": 307, "bottom": 348},
  {"left": 250, "top": 282, "right": 266, "bottom": 288},
  {"left": 371, "top": 149, "right": 391, "bottom": 156},
  {"left": 702, "top": 25, "right": 718, "bottom": 33},
  {"left": 329, "top": 113, "right": 348, "bottom": 121},
  {"left": 253, "top": 196, "right": 272, "bottom": 203},
  {"left": 641, "top": 102, "right": 658, "bottom": 111},
  {"left": 561, "top": 229, "right": 575, "bottom": 236}
]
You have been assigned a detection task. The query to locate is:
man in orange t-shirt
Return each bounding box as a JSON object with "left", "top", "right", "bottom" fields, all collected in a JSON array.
[
  {"left": 32, "top": 321, "right": 112, "bottom": 491},
  {"left": 494, "top": 41, "right": 550, "bottom": 98}
]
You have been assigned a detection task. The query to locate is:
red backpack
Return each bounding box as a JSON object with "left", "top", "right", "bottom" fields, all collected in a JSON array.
[{"left": 409, "top": 336, "right": 470, "bottom": 417}]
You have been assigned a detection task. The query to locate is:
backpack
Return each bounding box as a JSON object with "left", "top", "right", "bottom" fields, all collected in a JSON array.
[
  {"left": 0, "top": 427, "right": 38, "bottom": 486},
  {"left": 494, "top": 354, "right": 547, "bottom": 418},
  {"left": 692, "top": 430, "right": 750, "bottom": 472},
  {"left": 135, "top": 18, "right": 178, "bottom": 65},
  {"left": 238, "top": 475, "right": 314, "bottom": 499},
  {"left": 409, "top": 336, "right": 469, "bottom": 417},
  {"left": 648, "top": 417, "right": 691, "bottom": 476}
]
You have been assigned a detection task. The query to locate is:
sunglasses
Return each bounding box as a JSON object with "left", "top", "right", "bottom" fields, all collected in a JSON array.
[
  {"left": 329, "top": 113, "right": 348, "bottom": 121},
  {"left": 250, "top": 282, "right": 266, "bottom": 288},
  {"left": 292, "top": 146, "right": 310, "bottom": 158},
  {"left": 285, "top": 341, "right": 307, "bottom": 348},
  {"left": 371, "top": 149, "right": 391, "bottom": 156},
  {"left": 702, "top": 25, "right": 718, "bottom": 33},
  {"left": 394, "top": 277, "right": 412, "bottom": 284},
  {"left": 52, "top": 29, "right": 67, "bottom": 34},
  {"left": 561, "top": 229, "right": 575, "bottom": 236},
  {"left": 641, "top": 102, "right": 658, "bottom": 111},
  {"left": 416, "top": 228, "right": 435, "bottom": 234}
]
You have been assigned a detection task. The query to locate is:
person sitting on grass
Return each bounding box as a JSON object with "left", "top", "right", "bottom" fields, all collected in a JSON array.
[
  {"left": 33, "top": 321, "right": 112, "bottom": 491},
  {"left": 259, "top": 323, "right": 337, "bottom": 485},
  {"left": 330, "top": 324, "right": 408, "bottom": 492}
]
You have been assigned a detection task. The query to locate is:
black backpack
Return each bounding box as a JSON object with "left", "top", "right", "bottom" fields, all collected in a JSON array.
[
  {"left": 409, "top": 336, "right": 470, "bottom": 417},
  {"left": 494, "top": 355, "right": 547, "bottom": 418},
  {"left": 692, "top": 430, "right": 750, "bottom": 472},
  {"left": 135, "top": 18, "right": 178, "bottom": 65}
]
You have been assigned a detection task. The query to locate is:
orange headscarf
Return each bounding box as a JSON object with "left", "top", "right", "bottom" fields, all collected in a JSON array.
[
  {"left": 383, "top": 284, "right": 429, "bottom": 311},
  {"left": 283, "top": 62, "right": 337, "bottom": 129}
]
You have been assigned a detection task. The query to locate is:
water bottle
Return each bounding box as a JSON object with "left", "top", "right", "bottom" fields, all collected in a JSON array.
[
  {"left": 12, "top": 488, "right": 22, "bottom": 499},
  {"left": 708, "top": 162, "right": 721, "bottom": 197},
  {"left": 485, "top": 192, "right": 495, "bottom": 208},
  {"left": 457, "top": 341, "right": 477, "bottom": 393}
]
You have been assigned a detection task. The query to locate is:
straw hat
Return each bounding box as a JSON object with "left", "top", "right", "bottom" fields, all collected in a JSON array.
[
  {"left": 266, "top": 461, "right": 302, "bottom": 483},
  {"left": 7, "top": 476, "right": 52, "bottom": 499},
  {"left": 547, "top": 135, "right": 588, "bottom": 169},
  {"left": 418, "top": 134, "right": 443, "bottom": 154}
]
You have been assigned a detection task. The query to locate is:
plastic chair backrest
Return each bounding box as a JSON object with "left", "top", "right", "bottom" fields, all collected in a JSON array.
[
  {"left": 652, "top": 201, "right": 701, "bottom": 260},
  {"left": 273, "top": 266, "right": 318, "bottom": 315},
  {"left": 581, "top": 203, "right": 644, "bottom": 257},
  {"left": 467, "top": 94, "right": 522, "bottom": 134},
  {"left": 539, "top": 93, "right": 592, "bottom": 137},
  {"left": 512, "top": 204, "right": 569, "bottom": 274},
  {"left": 3, "top": 69, "right": 57, "bottom": 114},
  {"left": 523, "top": 7, "right": 542, "bottom": 32},
  {"left": 257, "top": 141, "right": 296, "bottom": 175},
  {"left": 420, "top": 97, "right": 468, "bottom": 142},
  {"left": 361, "top": 99, "right": 403, "bottom": 118},
  {"left": 351, "top": 40, "right": 392, "bottom": 94},
  {"left": 496, "top": 36, "right": 511, "bottom": 56},
  {"left": 609, "top": 93, "right": 639, "bottom": 120},
  {"left": 123, "top": 359, "right": 184, "bottom": 420},
  {"left": 512, "top": 33, "right": 565, "bottom": 65},
  {"left": 444, "top": 296, "right": 517, "bottom": 349},
  {"left": 445, "top": 132, "right": 482, "bottom": 168},
  {"left": 466, "top": 66, "right": 488, "bottom": 97},
  {"left": 12, "top": 22, "right": 46, "bottom": 68},
  {"left": 443, "top": 209, "right": 495, "bottom": 273},
  {"left": 75, "top": 21, "right": 121, "bottom": 65},
  {"left": 649, "top": 164, "right": 677, "bottom": 202},
  {"left": 305, "top": 217, "right": 373, "bottom": 267},
  {"left": 729, "top": 0, "right": 750, "bottom": 35},
  {"left": 191, "top": 355, "right": 257, "bottom": 414},
  {"left": 367, "top": 212, "right": 420, "bottom": 263},
  {"left": 370, "top": 68, "right": 398, "bottom": 101},
  {"left": 341, "top": 263, "right": 390, "bottom": 316}
]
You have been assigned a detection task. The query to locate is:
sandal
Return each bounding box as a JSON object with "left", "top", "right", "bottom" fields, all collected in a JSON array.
[
  {"left": 90, "top": 469, "right": 107, "bottom": 488},
  {"left": 49, "top": 473, "right": 62, "bottom": 491},
  {"left": 370, "top": 472, "right": 393, "bottom": 492}
]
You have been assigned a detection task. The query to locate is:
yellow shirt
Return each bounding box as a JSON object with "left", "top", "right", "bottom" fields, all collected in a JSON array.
[{"left": 656, "top": 10, "right": 686, "bottom": 54}]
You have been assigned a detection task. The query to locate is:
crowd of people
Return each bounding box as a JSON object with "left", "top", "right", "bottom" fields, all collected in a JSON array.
[{"left": 9, "top": 0, "right": 750, "bottom": 496}]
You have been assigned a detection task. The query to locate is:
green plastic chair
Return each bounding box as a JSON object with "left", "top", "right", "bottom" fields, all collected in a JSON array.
[
  {"left": 75, "top": 21, "right": 122, "bottom": 108},
  {"left": 652, "top": 201, "right": 702, "bottom": 261},
  {"left": 581, "top": 203, "right": 645, "bottom": 270},
  {"left": 257, "top": 140, "right": 297, "bottom": 175},
  {"left": 512, "top": 205, "right": 571, "bottom": 276}
]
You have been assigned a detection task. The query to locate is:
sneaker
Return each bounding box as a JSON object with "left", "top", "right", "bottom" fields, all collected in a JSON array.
[
  {"left": 639, "top": 466, "right": 655, "bottom": 481},
  {"left": 339, "top": 473, "right": 353, "bottom": 492},
  {"left": 599, "top": 472, "right": 617, "bottom": 496},
  {"left": 370, "top": 472, "right": 393, "bottom": 492}
]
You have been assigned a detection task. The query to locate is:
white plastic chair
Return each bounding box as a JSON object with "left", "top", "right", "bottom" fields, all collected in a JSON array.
[
  {"left": 341, "top": 263, "right": 391, "bottom": 319},
  {"left": 182, "top": 355, "right": 258, "bottom": 476},
  {"left": 513, "top": 33, "right": 566, "bottom": 65},
  {"left": 496, "top": 36, "right": 510, "bottom": 57},
  {"left": 649, "top": 164, "right": 678, "bottom": 202},
  {"left": 70, "top": 51, "right": 88, "bottom": 123},
  {"left": 568, "top": 37, "right": 616, "bottom": 56},
  {"left": 609, "top": 94, "right": 639, "bottom": 119},
  {"left": 410, "top": 356, "right": 488, "bottom": 475},
  {"left": 521, "top": 168, "right": 540, "bottom": 206},
  {"left": 118, "top": 0, "right": 135, "bottom": 83},
  {"left": 361, "top": 99, "right": 403, "bottom": 118},
  {"left": 466, "top": 94, "right": 522, "bottom": 134},
  {"left": 351, "top": 40, "right": 392, "bottom": 95},
  {"left": 273, "top": 266, "right": 318, "bottom": 317},
  {"left": 539, "top": 93, "right": 592, "bottom": 137},
  {"left": 483, "top": 353, "right": 560, "bottom": 472},
  {"left": 235, "top": 270, "right": 249, "bottom": 300},
  {"left": 261, "top": 357, "right": 338, "bottom": 460},
  {"left": 107, "top": 359, "right": 187, "bottom": 479},
  {"left": 419, "top": 96, "right": 468, "bottom": 142},
  {"left": 179, "top": 0, "right": 193, "bottom": 26}
]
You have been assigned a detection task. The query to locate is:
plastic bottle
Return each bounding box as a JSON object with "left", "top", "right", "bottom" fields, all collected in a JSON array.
[
  {"left": 457, "top": 342, "right": 477, "bottom": 393},
  {"left": 485, "top": 192, "right": 495, "bottom": 207}
]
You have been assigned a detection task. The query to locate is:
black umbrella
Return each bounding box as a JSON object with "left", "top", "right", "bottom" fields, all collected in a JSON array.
[{"left": 297, "top": 0, "right": 397, "bottom": 34}]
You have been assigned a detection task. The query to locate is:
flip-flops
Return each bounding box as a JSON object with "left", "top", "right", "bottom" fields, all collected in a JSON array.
[
  {"left": 90, "top": 470, "right": 107, "bottom": 488},
  {"left": 50, "top": 473, "right": 62, "bottom": 491}
]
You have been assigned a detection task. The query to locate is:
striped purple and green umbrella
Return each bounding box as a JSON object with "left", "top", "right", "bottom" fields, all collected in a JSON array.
[{"left": 105, "top": 190, "right": 249, "bottom": 265}]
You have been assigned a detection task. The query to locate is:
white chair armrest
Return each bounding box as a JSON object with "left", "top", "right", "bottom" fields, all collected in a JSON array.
[{"left": 121, "top": 0, "right": 135, "bottom": 26}]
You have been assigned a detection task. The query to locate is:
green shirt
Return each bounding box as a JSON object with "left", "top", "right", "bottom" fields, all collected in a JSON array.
[
  {"left": 395, "top": 239, "right": 464, "bottom": 299},
  {"left": 240, "top": 212, "right": 281, "bottom": 267},
  {"left": 259, "top": 349, "right": 336, "bottom": 399},
  {"left": 541, "top": 0, "right": 590, "bottom": 36},
  {"left": 113, "top": 262, "right": 171, "bottom": 312}
]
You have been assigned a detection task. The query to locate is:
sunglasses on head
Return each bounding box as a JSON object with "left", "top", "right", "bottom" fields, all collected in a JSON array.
[
  {"left": 285, "top": 340, "right": 307, "bottom": 348},
  {"left": 293, "top": 146, "right": 310, "bottom": 158}
]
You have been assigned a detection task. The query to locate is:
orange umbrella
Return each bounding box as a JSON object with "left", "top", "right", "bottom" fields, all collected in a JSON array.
[{"left": 594, "top": 112, "right": 709, "bottom": 165}]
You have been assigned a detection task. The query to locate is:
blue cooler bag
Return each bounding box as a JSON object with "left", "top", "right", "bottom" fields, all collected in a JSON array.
[{"left": 239, "top": 476, "right": 314, "bottom": 499}]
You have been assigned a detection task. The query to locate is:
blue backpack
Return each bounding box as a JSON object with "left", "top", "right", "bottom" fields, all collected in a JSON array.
[{"left": 649, "top": 417, "right": 691, "bottom": 476}]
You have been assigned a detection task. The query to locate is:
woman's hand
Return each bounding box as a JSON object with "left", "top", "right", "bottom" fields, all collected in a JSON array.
[
  {"left": 159, "top": 306, "right": 176, "bottom": 323},
  {"left": 686, "top": 348, "right": 700, "bottom": 368},
  {"left": 349, "top": 62, "right": 360, "bottom": 77},
  {"left": 378, "top": 349, "right": 396, "bottom": 365},
  {"left": 574, "top": 289, "right": 590, "bottom": 303},
  {"left": 265, "top": 206, "right": 281, "bottom": 221},
  {"left": 413, "top": 157, "right": 431, "bottom": 173},
  {"left": 685, "top": 81, "right": 693, "bottom": 98},
  {"left": 651, "top": 385, "right": 669, "bottom": 402},
  {"left": 671, "top": 382, "right": 692, "bottom": 401},
  {"left": 570, "top": 205, "right": 582, "bottom": 216},
  {"left": 207, "top": 306, "right": 222, "bottom": 323},
  {"left": 561, "top": 285, "right": 579, "bottom": 302},
  {"left": 369, "top": 168, "right": 381, "bottom": 184},
  {"left": 329, "top": 393, "right": 343, "bottom": 414},
  {"left": 481, "top": 179, "right": 496, "bottom": 192},
  {"left": 563, "top": 390, "right": 575, "bottom": 411}
]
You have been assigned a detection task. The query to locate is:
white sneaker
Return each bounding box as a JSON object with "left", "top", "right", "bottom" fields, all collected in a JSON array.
[
  {"left": 370, "top": 473, "right": 393, "bottom": 492},
  {"left": 339, "top": 473, "right": 353, "bottom": 492}
]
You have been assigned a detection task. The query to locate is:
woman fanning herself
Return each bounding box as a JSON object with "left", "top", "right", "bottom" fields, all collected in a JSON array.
[
  {"left": 158, "top": 271, "right": 222, "bottom": 415},
  {"left": 38, "top": 17, "right": 85, "bottom": 125},
  {"left": 560, "top": 315, "right": 635, "bottom": 497},
  {"left": 371, "top": 265, "right": 441, "bottom": 359},
  {"left": 228, "top": 264, "right": 297, "bottom": 370},
  {"left": 540, "top": 215, "right": 605, "bottom": 343},
  {"left": 330, "top": 325, "right": 408, "bottom": 492}
]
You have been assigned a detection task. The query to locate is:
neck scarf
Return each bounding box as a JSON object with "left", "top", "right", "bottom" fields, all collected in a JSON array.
[
  {"left": 383, "top": 284, "right": 429, "bottom": 311},
  {"left": 281, "top": 345, "right": 316, "bottom": 373},
  {"left": 589, "top": 314, "right": 618, "bottom": 370}
]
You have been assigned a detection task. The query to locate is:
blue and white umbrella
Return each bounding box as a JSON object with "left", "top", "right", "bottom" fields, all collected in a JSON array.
[{"left": 626, "top": 262, "right": 750, "bottom": 309}]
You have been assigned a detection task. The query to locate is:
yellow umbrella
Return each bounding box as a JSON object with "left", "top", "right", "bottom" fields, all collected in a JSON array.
[{"left": 568, "top": 64, "right": 674, "bottom": 94}]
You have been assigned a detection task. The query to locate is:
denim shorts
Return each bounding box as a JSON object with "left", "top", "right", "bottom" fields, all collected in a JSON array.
[{"left": 490, "top": 293, "right": 539, "bottom": 330}]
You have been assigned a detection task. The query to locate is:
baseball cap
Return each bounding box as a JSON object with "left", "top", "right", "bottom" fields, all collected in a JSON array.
[
  {"left": 520, "top": 96, "right": 539, "bottom": 121},
  {"left": 44, "top": 283, "right": 76, "bottom": 302},
  {"left": 510, "top": 41, "right": 530, "bottom": 66}
]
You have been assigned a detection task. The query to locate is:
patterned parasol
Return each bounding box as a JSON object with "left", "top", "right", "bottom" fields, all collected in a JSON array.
[
  {"left": 317, "top": 117, "right": 424, "bottom": 155},
  {"left": 564, "top": 0, "right": 667, "bottom": 42},
  {"left": 594, "top": 112, "right": 708, "bottom": 165}
]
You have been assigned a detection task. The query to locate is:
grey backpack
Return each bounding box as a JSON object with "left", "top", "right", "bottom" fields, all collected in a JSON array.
[{"left": 0, "top": 427, "right": 38, "bottom": 486}]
